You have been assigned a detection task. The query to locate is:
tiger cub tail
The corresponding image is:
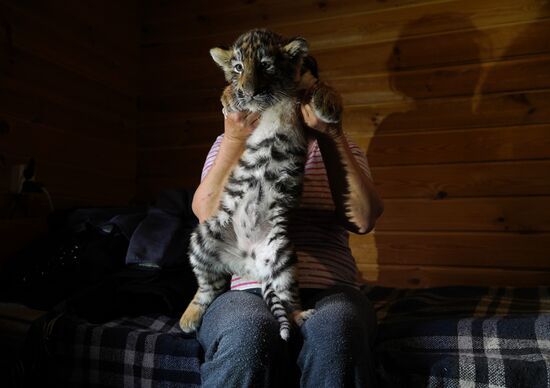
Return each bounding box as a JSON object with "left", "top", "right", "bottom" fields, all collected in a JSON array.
[{"left": 261, "top": 282, "right": 292, "bottom": 341}]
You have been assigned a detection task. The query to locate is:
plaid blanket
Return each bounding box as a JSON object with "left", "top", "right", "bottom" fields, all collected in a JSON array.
[
  {"left": 38, "top": 314, "right": 202, "bottom": 387},
  {"left": 367, "top": 286, "right": 550, "bottom": 388},
  {"left": 30, "top": 286, "right": 550, "bottom": 387}
]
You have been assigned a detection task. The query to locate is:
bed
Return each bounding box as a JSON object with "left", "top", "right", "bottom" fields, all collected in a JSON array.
[{"left": 4, "top": 285, "right": 544, "bottom": 387}]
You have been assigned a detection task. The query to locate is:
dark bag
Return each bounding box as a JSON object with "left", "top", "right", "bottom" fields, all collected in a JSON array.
[
  {"left": 63, "top": 189, "right": 199, "bottom": 321},
  {"left": 1, "top": 190, "right": 199, "bottom": 318},
  {"left": 1, "top": 208, "right": 145, "bottom": 310}
]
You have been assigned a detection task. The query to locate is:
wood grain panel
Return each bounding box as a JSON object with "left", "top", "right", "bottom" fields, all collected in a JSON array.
[
  {"left": 136, "top": 175, "right": 197, "bottom": 203},
  {"left": 65, "top": 0, "right": 139, "bottom": 54},
  {"left": 346, "top": 90, "right": 550, "bottom": 135},
  {"left": 137, "top": 146, "right": 208, "bottom": 183},
  {"left": 258, "top": 0, "right": 550, "bottom": 51},
  {"left": 317, "top": 17, "right": 550, "bottom": 77},
  {"left": 137, "top": 156, "right": 550, "bottom": 203},
  {"left": 0, "top": 0, "right": 136, "bottom": 66},
  {"left": 144, "top": 89, "right": 550, "bottom": 135},
  {"left": 139, "top": 88, "right": 221, "bottom": 116},
  {"left": 0, "top": 3, "right": 137, "bottom": 96},
  {"left": 143, "top": 17, "right": 550, "bottom": 94},
  {"left": 142, "top": 0, "right": 433, "bottom": 28},
  {"left": 371, "top": 160, "right": 550, "bottom": 199},
  {"left": 334, "top": 55, "right": 550, "bottom": 105},
  {"left": 359, "top": 124, "right": 550, "bottom": 166},
  {"left": 358, "top": 264, "right": 550, "bottom": 287},
  {"left": 0, "top": 163, "right": 7, "bottom": 192},
  {"left": 142, "top": 53, "right": 550, "bottom": 111},
  {"left": 351, "top": 231, "right": 550, "bottom": 268},
  {"left": 138, "top": 115, "right": 223, "bottom": 148},
  {"left": 143, "top": 16, "right": 550, "bottom": 95},
  {"left": 378, "top": 197, "right": 550, "bottom": 232},
  {"left": 0, "top": 82, "right": 133, "bottom": 143},
  {"left": 0, "top": 115, "right": 135, "bottom": 176},
  {"left": 3, "top": 154, "right": 134, "bottom": 205},
  {"left": 137, "top": 144, "right": 211, "bottom": 200},
  {"left": 141, "top": 0, "right": 549, "bottom": 50},
  {"left": 42, "top": 169, "right": 134, "bottom": 206},
  {"left": 0, "top": 43, "right": 135, "bottom": 116},
  {"left": 140, "top": 56, "right": 222, "bottom": 96},
  {"left": 140, "top": 110, "right": 219, "bottom": 126},
  {"left": 0, "top": 218, "right": 48, "bottom": 270},
  {"left": 0, "top": 192, "right": 129, "bottom": 216},
  {"left": 0, "top": 74, "right": 132, "bottom": 130}
]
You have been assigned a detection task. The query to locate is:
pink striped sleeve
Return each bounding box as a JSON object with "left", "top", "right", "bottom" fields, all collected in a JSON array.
[{"left": 200, "top": 134, "right": 225, "bottom": 181}]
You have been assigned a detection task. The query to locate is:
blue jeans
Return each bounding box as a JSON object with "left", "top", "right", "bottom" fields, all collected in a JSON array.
[{"left": 197, "top": 286, "right": 378, "bottom": 387}]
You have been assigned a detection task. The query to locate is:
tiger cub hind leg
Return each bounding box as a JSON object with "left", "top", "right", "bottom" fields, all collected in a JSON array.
[
  {"left": 179, "top": 289, "right": 207, "bottom": 333},
  {"left": 179, "top": 274, "right": 228, "bottom": 333},
  {"left": 292, "top": 308, "right": 316, "bottom": 327}
]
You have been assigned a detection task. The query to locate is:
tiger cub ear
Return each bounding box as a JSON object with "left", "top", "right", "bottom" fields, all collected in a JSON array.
[
  {"left": 283, "top": 37, "right": 309, "bottom": 59},
  {"left": 210, "top": 47, "right": 232, "bottom": 69}
]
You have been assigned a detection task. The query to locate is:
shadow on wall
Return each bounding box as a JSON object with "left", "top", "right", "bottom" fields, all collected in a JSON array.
[
  {"left": 377, "top": 14, "right": 484, "bottom": 136},
  {"left": 359, "top": 9, "right": 550, "bottom": 287}
]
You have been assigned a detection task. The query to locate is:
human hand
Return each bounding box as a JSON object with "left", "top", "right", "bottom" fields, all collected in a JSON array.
[{"left": 223, "top": 110, "right": 261, "bottom": 143}]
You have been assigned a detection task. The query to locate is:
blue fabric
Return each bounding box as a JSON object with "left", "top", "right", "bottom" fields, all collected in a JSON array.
[
  {"left": 296, "top": 287, "right": 378, "bottom": 387},
  {"left": 197, "top": 291, "right": 286, "bottom": 388},
  {"left": 30, "top": 286, "right": 550, "bottom": 387},
  {"left": 41, "top": 313, "right": 203, "bottom": 387},
  {"left": 125, "top": 190, "right": 197, "bottom": 268},
  {"left": 197, "top": 286, "right": 378, "bottom": 388},
  {"left": 368, "top": 286, "right": 550, "bottom": 387}
]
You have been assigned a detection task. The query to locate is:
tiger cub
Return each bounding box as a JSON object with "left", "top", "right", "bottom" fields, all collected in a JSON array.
[{"left": 179, "top": 29, "right": 340, "bottom": 340}]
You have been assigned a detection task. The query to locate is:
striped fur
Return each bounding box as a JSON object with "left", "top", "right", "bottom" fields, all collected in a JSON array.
[{"left": 179, "top": 30, "right": 316, "bottom": 340}]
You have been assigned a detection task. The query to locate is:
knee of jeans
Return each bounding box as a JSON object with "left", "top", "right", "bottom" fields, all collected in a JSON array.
[
  {"left": 219, "top": 313, "right": 284, "bottom": 359},
  {"left": 302, "top": 301, "right": 368, "bottom": 353}
]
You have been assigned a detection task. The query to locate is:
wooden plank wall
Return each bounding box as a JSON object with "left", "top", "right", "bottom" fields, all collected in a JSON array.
[
  {"left": 0, "top": 0, "right": 139, "bottom": 265},
  {"left": 140, "top": 0, "right": 550, "bottom": 287}
]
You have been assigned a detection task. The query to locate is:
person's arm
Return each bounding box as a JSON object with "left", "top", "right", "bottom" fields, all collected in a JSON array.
[
  {"left": 192, "top": 111, "right": 260, "bottom": 223},
  {"left": 301, "top": 104, "right": 384, "bottom": 234}
]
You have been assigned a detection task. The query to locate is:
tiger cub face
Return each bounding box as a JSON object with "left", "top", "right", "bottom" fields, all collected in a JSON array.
[{"left": 210, "top": 29, "right": 309, "bottom": 112}]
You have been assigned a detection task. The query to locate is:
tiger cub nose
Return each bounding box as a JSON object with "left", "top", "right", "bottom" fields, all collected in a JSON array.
[{"left": 239, "top": 88, "right": 262, "bottom": 99}]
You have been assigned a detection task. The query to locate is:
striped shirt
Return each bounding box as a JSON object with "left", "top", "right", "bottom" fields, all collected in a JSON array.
[{"left": 201, "top": 134, "right": 372, "bottom": 290}]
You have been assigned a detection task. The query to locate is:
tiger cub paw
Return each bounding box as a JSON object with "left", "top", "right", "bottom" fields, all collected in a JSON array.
[
  {"left": 310, "top": 82, "right": 342, "bottom": 124},
  {"left": 179, "top": 303, "right": 205, "bottom": 333},
  {"left": 292, "top": 308, "right": 316, "bottom": 327}
]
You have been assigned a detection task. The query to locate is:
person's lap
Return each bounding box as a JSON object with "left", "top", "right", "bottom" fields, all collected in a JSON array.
[
  {"left": 296, "top": 287, "right": 378, "bottom": 387},
  {"left": 197, "top": 286, "right": 378, "bottom": 387}
]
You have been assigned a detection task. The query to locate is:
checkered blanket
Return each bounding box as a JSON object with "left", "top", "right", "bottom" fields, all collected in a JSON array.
[
  {"left": 367, "top": 286, "right": 550, "bottom": 388},
  {"left": 39, "top": 314, "right": 202, "bottom": 387},
  {"left": 31, "top": 286, "right": 550, "bottom": 387}
]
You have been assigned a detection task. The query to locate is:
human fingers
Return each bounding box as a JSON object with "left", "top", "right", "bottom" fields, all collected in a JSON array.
[
  {"left": 245, "top": 112, "right": 261, "bottom": 128},
  {"left": 225, "top": 111, "right": 247, "bottom": 123}
]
